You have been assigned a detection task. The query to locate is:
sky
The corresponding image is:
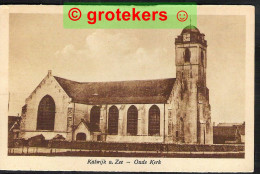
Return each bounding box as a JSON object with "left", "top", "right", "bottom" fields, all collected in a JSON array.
[{"left": 9, "top": 14, "right": 245, "bottom": 124}]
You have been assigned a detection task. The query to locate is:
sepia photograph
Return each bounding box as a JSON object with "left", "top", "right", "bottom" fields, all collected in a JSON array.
[{"left": 0, "top": 5, "right": 254, "bottom": 172}]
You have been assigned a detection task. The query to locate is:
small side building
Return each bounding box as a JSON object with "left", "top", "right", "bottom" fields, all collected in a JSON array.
[{"left": 213, "top": 122, "right": 245, "bottom": 144}]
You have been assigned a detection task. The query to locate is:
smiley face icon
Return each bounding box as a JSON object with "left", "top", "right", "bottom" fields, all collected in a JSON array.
[{"left": 177, "top": 10, "right": 188, "bottom": 22}]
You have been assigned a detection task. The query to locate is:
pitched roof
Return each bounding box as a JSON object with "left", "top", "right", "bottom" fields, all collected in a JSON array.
[
  {"left": 213, "top": 124, "right": 245, "bottom": 137},
  {"left": 74, "top": 119, "right": 99, "bottom": 132},
  {"left": 54, "top": 76, "right": 176, "bottom": 105}
]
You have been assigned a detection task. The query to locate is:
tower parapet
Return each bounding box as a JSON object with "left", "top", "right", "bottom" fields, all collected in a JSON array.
[{"left": 175, "top": 25, "right": 207, "bottom": 47}]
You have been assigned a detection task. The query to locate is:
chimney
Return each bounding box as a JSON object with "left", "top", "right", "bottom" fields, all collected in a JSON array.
[{"left": 48, "top": 70, "right": 52, "bottom": 77}]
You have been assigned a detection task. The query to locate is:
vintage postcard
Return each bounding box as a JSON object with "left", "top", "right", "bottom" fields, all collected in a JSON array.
[{"left": 0, "top": 5, "right": 254, "bottom": 172}]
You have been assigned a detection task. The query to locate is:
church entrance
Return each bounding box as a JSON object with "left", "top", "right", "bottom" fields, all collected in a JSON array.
[{"left": 76, "top": 133, "right": 86, "bottom": 141}]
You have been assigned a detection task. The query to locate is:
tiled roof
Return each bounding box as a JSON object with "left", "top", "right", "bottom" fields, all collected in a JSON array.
[
  {"left": 54, "top": 76, "right": 176, "bottom": 105},
  {"left": 74, "top": 119, "right": 100, "bottom": 132},
  {"left": 213, "top": 124, "right": 245, "bottom": 137}
]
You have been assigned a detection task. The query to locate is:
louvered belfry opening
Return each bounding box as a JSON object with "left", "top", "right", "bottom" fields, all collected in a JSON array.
[
  {"left": 148, "top": 105, "right": 160, "bottom": 136},
  {"left": 108, "top": 105, "right": 119, "bottom": 135},
  {"left": 127, "top": 105, "right": 138, "bottom": 136},
  {"left": 184, "top": 48, "right": 191, "bottom": 62},
  {"left": 37, "top": 95, "right": 55, "bottom": 130},
  {"left": 90, "top": 106, "right": 101, "bottom": 131}
]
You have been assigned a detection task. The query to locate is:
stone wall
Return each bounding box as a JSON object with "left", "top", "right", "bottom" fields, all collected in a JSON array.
[
  {"left": 106, "top": 135, "right": 163, "bottom": 143},
  {"left": 168, "top": 42, "right": 213, "bottom": 144},
  {"left": 73, "top": 122, "right": 92, "bottom": 141},
  {"left": 70, "top": 103, "right": 167, "bottom": 143},
  {"left": 19, "top": 70, "right": 169, "bottom": 143}
]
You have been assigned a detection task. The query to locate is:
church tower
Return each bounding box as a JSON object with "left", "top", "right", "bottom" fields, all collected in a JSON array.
[{"left": 174, "top": 25, "right": 213, "bottom": 144}]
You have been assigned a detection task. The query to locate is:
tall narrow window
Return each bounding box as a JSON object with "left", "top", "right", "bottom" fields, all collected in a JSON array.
[
  {"left": 148, "top": 105, "right": 160, "bottom": 136},
  {"left": 127, "top": 105, "right": 138, "bottom": 135},
  {"left": 37, "top": 95, "right": 55, "bottom": 130},
  {"left": 108, "top": 105, "right": 119, "bottom": 135},
  {"left": 180, "top": 117, "right": 184, "bottom": 142},
  {"left": 201, "top": 50, "right": 204, "bottom": 66},
  {"left": 90, "top": 106, "right": 100, "bottom": 131},
  {"left": 184, "top": 48, "right": 191, "bottom": 62}
]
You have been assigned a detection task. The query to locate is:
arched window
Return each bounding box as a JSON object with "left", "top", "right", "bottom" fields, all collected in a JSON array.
[
  {"left": 184, "top": 48, "right": 191, "bottom": 62},
  {"left": 148, "top": 105, "right": 160, "bottom": 136},
  {"left": 37, "top": 95, "right": 55, "bottom": 130},
  {"left": 90, "top": 106, "right": 101, "bottom": 131},
  {"left": 127, "top": 105, "right": 138, "bottom": 135},
  {"left": 76, "top": 133, "right": 86, "bottom": 141},
  {"left": 108, "top": 105, "right": 119, "bottom": 135}
]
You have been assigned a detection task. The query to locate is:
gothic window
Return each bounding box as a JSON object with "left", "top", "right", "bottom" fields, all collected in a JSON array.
[
  {"left": 90, "top": 106, "right": 101, "bottom": 131},
  {"left": 76, "top": 133, "right": 86, "bottom": 141},
  {"left": 184, "top": 48, "right": 191, "bottom": 62},
  {"left": 108, "top": 105, "right": 119, "bottom": 135},
  {"left": 37, "top": 95, "right": 55, "bottom": 130},
  {"left": 148, "top": 105, "right": 160, "bottom": 136},
  {"left": 127, "top": 105, "right": 138, "bottom": 135}
]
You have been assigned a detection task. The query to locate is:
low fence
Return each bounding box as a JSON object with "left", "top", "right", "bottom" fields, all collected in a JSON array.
[
  {"left": 49, "top": 141, "right": 244, "bottom": 152},
  {"left": 10, "top": 139, "right": 244, "bottom": 152}
]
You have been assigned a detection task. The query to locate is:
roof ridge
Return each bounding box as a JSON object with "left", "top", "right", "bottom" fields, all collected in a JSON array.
[
  {"left": 53, "top": 75, "right": 176, "bottom": 105},
  {"left": 53, "top": 76, "right": 82, "bottom": 84},
  {"left": 54, "top": 75, "right": 176, "bottom": 84}
]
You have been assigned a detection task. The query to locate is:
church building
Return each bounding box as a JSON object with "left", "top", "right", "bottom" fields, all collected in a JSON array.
[{"left": 19, "top": 26, "right": 213, "bottom": 144}]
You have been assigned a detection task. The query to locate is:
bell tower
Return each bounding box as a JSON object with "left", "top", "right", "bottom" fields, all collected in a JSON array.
[{"left": 174, "top": 25, "right": 212, "bottom": 144}]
